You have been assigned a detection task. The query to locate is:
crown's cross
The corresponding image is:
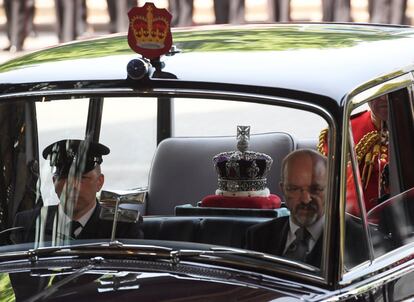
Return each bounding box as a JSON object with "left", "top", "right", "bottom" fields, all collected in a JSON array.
[
  {"left": 237, "top": 126, "right": 250, "bottom": 152},
  {"left": 147, "top": 5, "right": 153, "bottom": 33}
]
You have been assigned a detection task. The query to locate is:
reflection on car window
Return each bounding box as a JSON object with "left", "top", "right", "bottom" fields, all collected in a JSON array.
[
  {"left": 367, "top": 188, "right": 414, "bottom": 257},
  {"left": 174, "top": 98, "right": 327, "bottom": 140},
  {"left": 37, "top": 99, "right": 89, "bottom": 206},
  {"left": 101, "top": 97, "right": 157, "bottom": 189}
]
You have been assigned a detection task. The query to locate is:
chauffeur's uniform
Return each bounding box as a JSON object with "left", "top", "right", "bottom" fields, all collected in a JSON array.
[
  {"left": 318, "top": 110, "right": 389, "bottom": 216},
  {"left": 10, "top": 139, "right": 144, "bottom": 300},
  {"left": 13, "top": 202, "right": 143, "bottom": 244}
]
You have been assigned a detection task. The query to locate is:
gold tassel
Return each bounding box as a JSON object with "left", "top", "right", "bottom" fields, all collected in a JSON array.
[
  {"left": 361, "top": 152, "right": 372, "bottom": 185},
  {"left": 364, "top": 144, "right": 380, "bottom": 189}
]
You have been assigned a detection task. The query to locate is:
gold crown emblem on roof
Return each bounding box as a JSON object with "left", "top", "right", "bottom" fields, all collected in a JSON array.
[{"left": 130, "top": 4, "right": 169, "bottom": 49}]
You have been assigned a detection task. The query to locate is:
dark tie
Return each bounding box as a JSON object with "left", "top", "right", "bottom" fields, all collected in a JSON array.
[
  {"left": 284, "top": 227, "right": 310, "bottom": 262},
  {"left": 70, "top": 221, "right": 82, "bottom": 239}
]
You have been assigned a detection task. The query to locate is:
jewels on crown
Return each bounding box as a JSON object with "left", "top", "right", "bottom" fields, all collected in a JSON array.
[{"left": 213, "top": 126, "right": 273, "bottom": 192}]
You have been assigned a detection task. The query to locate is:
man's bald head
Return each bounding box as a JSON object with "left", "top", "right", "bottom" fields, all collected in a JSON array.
[{"left": 280, "top": 149, "right": 327, "bottom": 227}]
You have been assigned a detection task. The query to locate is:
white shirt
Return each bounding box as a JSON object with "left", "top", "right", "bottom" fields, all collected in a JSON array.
[
  {"left": 59, "top": 203, "right": 96, "bottom": 237},
  {"left": 283, "top": 215, "right": 324, "bottom": 254}
]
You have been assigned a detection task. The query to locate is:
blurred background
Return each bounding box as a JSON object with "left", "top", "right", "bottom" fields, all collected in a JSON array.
[{"left": 1, "top": 0, "right": 414, "bottom": 63}]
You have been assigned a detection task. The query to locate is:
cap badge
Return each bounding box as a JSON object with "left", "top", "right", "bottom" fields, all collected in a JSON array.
[{"left": 128, "top": 2, "right": 172, "bottom": 60}]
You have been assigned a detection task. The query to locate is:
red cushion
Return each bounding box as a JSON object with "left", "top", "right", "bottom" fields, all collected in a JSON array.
[{"left": 200, "top": 194, "right": 281, "bottom": 209}]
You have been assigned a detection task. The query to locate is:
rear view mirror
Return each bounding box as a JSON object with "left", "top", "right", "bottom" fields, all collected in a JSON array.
[{"left": 99, "top": 188, "right": 146, "bottom": 224}]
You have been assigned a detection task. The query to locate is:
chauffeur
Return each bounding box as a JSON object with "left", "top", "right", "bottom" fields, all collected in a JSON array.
[
  {"left": 318, "top": 95, "right": 389, "bottom": 216},
  {"left": 246, "top": 149, "right": 327, "bottom": 267},
  {"left": 13, "top": 139, "right": 143, "bottom": 244},
  {"left": 10, "top": 139, "right": 143, "bottom": 301}
]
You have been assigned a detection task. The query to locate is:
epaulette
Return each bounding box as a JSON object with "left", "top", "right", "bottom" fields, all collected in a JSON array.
[
  {"left": 317, "top": 128, "right": 328, "bottom": 156},
  {"left": 354, "top": 130, "right": 380, "bottom": 163}
]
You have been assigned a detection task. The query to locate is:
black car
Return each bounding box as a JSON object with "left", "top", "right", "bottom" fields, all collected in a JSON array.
[{"left": 0, "top": 9, "right": 413, "bottom": 301}]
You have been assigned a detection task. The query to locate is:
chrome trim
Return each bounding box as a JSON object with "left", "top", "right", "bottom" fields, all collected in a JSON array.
[
  {"left": 346, "top": 68, "right": 414, "bottom": 102},
  {"left": 347, "top": 125, "right": 373, "bottom": 260},
  {"left": 337, "top": 257, "right": 414, "bottom": 301},
  {"left": 350, "top": 73, "right": 413, "bottom": 106},
  {"left": 409, "top": 73, "right": 414, "bottom": 121},
  {"left": 0, "top": 88, "right": 136, "bottom": 100},
  {"left": 0, "top": 87, "right": 335, "bottom": 123},
  {"left": 343, "top": 241, "right": 414, "bottom": 283}
]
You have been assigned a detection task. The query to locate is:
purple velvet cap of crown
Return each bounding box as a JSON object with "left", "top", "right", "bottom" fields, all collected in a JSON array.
[{"left": 213, "top": 150, "right": 273, "bottom": 192}]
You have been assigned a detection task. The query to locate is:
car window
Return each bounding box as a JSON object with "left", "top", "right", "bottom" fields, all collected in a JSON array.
[
  {"left": 1, "top": 94, "right": 331, "bottom": 274},
  {"left": 100, "top": 97, "right": 157, "bottom": 189},
  {"left": 344, "top": 87, "right": 414, "bottom": 269},
  {"left": 174, "top": 98, "right": 327, "bottom": 140},
  {"left": 367, "top": 88, "right": 414, "bottom": 257},
  {"left": 36, "top": 99, "right": 89, "bottom": 206}
]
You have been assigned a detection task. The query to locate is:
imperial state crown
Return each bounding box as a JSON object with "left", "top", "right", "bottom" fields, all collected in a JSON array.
[{"left": 213, "top": 126, "right": 273, "bottom": 195}]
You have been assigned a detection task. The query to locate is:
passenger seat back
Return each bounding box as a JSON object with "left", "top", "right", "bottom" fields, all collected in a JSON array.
[{"left": 146, "top": 133, "right": 295, "bottom": 215}]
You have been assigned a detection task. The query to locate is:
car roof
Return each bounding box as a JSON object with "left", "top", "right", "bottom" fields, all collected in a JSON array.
[{"left": 0, "top": 23, "right": 413, "bottom": 103}]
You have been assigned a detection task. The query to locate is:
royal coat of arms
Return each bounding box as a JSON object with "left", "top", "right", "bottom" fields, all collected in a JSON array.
[{"left": 128, "top": 2, "right": 172, "bottom": 60}]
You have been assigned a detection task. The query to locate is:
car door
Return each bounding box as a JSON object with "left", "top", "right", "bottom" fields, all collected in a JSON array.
[{"left": 342, "top": 77, "right": 414, "bottom": 301}]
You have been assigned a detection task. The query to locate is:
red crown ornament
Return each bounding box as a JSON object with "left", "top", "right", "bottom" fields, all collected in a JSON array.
[{"left": 128, "top": 2, "right": 172, "bottom": 60}]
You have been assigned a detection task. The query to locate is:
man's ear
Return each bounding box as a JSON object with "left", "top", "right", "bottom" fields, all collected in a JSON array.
[{"left": 97, "top": 173, "right": 104, "bottom": 192}]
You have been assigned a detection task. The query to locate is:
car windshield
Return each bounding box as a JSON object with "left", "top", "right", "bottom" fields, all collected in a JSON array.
[{"left": 0, "top": 94, "right": 330, "bottom": 273}]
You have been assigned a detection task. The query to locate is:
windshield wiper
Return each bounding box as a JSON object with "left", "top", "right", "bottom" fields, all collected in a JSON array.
[
  {"left": 169, "top": 247, "right": 273, "bottom": 264},
  {"left": 169, "top": 247, "right": 316, "bottom": 272},
  {"left": 25, "top": 241, "right": 173, "bottom": 261},
  {"left": 0, "top": 241, "right": 173, "bottom": 263}
]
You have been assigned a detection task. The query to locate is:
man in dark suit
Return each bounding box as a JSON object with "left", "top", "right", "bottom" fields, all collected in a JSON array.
[
  {"left": 106, "top": 0, "right": 137, "bottom": 33},
  {"left": 54, "top": 0, "right": 88, "bottom": 43},
  {"left": 3, "top": 0, "right": 35, "bottom": 52},
  {"left": 246, "top": 149, "right": 327, "bottom": 267},
  {"left": 13, "top": 139, "right": 143, "bottom": 245},
  {"left": 369, "top": 0, "right": 408, "bottom": 24},
  {"left": 169, "top": 0, "right": 194, "bottom": 27},
  {"left": 321, "top": 0, "right": 352, "bottom": 22},
  {"left": 213, "top": 0, "right": 245, "bottom": 24},
  {"left": 267, "top": 0, "right": 291, "bottom": 22},
  {"left": 10, "top": 139, "right": 143, "bottom": 300}
]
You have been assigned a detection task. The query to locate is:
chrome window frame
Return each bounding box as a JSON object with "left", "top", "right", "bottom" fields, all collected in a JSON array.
[{"left": 340, "top": 73, "right": 414, "bottom": 284}]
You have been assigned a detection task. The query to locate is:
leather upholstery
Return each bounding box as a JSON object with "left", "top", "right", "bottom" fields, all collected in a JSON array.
[{"left": 142, "top": 216, "right": 271, "bottom": 248}]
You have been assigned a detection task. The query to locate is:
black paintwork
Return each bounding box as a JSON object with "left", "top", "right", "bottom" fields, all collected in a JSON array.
[{"left": 0, "top": 24, "right": 413, "bottom": 103}]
